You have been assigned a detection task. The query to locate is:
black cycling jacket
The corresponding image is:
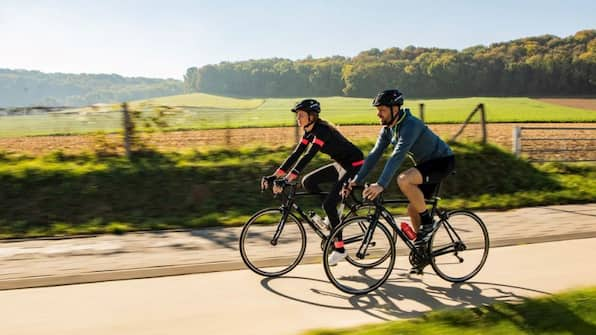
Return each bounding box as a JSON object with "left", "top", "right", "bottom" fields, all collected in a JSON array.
[{"left": 277, "top": 121, "right": 364, "bottom": 178}]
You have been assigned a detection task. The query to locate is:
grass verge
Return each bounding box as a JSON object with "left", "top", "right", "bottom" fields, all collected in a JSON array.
[
  {"left": 302, "top": 286, "right": 596, "bottom": 335},
  {"left": 0, "top": 142, "right": 594, "bottom": 238}
]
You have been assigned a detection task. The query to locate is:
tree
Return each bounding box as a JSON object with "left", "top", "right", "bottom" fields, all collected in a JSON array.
[{"left": 181, "top": 30, "right": 595, "bottom": 98}]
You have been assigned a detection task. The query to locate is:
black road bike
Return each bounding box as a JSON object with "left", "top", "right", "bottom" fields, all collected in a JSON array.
[
  {"left": 239, "top": 179, "right": 394, "bottom": 277},
  {"left": 323, "top": 181, "right": 490, "bottom": 295}
]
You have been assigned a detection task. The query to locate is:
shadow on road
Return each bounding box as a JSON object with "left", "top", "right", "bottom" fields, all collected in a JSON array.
[
  {"left": 546, "top": 207, "right": 596, "bottom": 218},
  {"left": 260, "top": 267, "right": 552, "bottom": 322}
]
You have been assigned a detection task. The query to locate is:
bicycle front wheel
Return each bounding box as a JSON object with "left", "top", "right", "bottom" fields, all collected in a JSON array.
[
  {"left": 429, "top": 210, "right": 489, "bottom": 282},
  {"left": 343, "top": 204, "right": 398, "bottom": 268},
  {"left": 239, "top": 208, "right": 306, "bottom": 277},
  {"left": 323, "top": 216, "right": 396, "bottom": 295}
]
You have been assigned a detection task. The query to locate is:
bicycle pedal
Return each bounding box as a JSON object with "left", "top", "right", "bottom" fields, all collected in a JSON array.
[{"left": 409, "top": 268, "right": 424, "bottom": 275}]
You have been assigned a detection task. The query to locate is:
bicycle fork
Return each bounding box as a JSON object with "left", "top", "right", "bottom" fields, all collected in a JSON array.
[
  {"left": 270, "top": 207, "right": 290, "bottom": 246},
  {"left": 356, "top": 215, "right": 380, "bottom": 259}
]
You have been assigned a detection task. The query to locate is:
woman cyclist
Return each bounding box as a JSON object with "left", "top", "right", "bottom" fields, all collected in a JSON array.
[{"left": 261, "top": 99, "right": 364, "bottom": 265}]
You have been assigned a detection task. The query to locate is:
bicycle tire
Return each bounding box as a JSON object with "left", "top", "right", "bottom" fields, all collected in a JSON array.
[
  {"left": 323, "top": 216, "right": 396, "bottom": 295},
  {"left": 429, "top": 210, "right": 489, "bottom": 282},
  {"left": 239, "top": 208, "right": 307, "bottom": 277}
]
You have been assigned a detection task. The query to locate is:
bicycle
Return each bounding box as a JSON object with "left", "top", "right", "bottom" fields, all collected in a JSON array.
[
  {"left": 323, "top": 179, "right": 490, "bottom": 295},
  {"left": 239, "top": 179, "right": 395, "bottom": 277}
]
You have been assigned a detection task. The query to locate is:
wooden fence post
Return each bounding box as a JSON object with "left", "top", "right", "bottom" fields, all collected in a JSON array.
[
  {"left": 419, "top": 103, "right": 425, "bottom": 123},
  {"left": 122, "top": 102, "right": 133, "bottom": 158},
  {"left": 225, "top": 114, "right": 231, "bottom": 146},
  {"left": 513, "top": 126, "right": 521, "bottom": 157},
  {"left": 450, "top": 103, "right": 481, "bottom": 143},
  {"left": 479, "top": 103, "right": 487, "bottom": 144}
]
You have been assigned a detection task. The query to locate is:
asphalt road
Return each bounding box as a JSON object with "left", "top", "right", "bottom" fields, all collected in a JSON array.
[{"left": 1, "top": 238, "right": 595, "bottom": 335}]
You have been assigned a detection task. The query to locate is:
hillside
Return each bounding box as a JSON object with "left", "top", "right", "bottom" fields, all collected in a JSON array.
[
  {"left": 0, "top": 69, "right": 184, "bottom": 107},
  {"left": 2, "top": 29, "right": 594, "bottom": 108},
  {"left": 185, "top": 30, "right": 596, "bottom": 98}
]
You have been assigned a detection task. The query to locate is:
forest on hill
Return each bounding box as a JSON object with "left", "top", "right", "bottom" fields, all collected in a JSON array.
[
  {"left": 184, "top": 30, "right": 595, "bottom": 98},
  {"left": 0, "top": 69, "right": 183, "bottom": 107}
]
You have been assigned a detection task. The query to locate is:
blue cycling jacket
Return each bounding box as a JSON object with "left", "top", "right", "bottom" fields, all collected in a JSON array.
[{"left": 354, "top": 108, "right": 453, "bottom": 188}]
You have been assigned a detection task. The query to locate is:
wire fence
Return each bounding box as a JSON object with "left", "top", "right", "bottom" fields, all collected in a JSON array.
[
  {"left": 0, "top": 103, "right": 303, "bottom": 155},
  {"left": 0, "top": 104, "right": 290, "bottom": 137},
  {"left": 0, "top": 102, "right": 438, "bottom": 138},
  {"left": 7, "top": 103, "right": 594, "bottom": 163},
  {"left": 513, "top": 127, "right": 596, "bottom": 162}
]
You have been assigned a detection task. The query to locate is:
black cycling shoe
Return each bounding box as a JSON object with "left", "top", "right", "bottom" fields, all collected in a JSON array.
[{"left": 415, "top": 222, "right": 436, "bottom": 246}]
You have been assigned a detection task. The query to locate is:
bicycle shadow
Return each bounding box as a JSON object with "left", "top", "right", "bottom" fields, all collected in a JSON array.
[
  {"left": 260, "top": 267, "right": 551, "bottom": 322},
  {"left": 546, "top": 206, "right": 596, "bottom": 218}
]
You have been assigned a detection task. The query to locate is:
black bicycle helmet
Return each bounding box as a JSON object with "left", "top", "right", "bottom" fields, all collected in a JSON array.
[
  {"left": 372, "top": 89, "right": 404, "bottom": 107},
  {"left": 291, "top": 99, "right": 321, "bottom": 114}
]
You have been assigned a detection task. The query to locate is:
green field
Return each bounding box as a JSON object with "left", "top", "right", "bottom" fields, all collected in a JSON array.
[
  {"left": 1, "top": 93, "right": 594, "bottom": 137},
  {"left": 137, "top": 93, "right": 265, "bottom": 109}
]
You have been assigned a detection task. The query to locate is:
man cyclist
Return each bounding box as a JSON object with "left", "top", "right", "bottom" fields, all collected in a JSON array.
[
  {"left": 343, "top": 89, "right": 455, "bottom": 273},
  {"left": 262, "top": 99, "right": 364, "bottom": 266}
]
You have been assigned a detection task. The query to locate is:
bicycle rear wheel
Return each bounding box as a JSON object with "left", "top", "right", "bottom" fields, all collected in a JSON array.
[
  {"left": 239, "top": 208, "right": 306, "bottom": 277},
  {"left": 323, "top": 216, "right": 395, "bottom": 295},
  {"left": 429, "top": 210, "right": 489, "bottom": 282}
]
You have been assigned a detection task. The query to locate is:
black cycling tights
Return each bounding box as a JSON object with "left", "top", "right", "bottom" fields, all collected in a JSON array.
[{"left": 302, "top": 163, "right": 358, "bottom": 233}]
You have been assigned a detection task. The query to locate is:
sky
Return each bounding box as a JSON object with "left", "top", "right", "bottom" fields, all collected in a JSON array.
[{"left": 1, "top": 0, "right": 594, "bottom": 80}]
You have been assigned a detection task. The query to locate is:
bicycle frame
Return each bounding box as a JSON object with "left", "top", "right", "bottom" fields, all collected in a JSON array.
[
  {"left": 354, "top": 195, "right": 443, "bottom": 261},
  {"left": 427, "top": 214, "right": 468, "bottom": 257},
  {"left": 268, "top": 181, "right": 461, "bottom": 264},
  {"left": 269, "top": 183, "right": 363, "bottom": 245}
]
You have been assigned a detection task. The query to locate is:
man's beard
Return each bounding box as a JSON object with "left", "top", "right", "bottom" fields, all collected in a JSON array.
[{"left": 380, "top": 118, "right": 391, "bottom": 125}]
